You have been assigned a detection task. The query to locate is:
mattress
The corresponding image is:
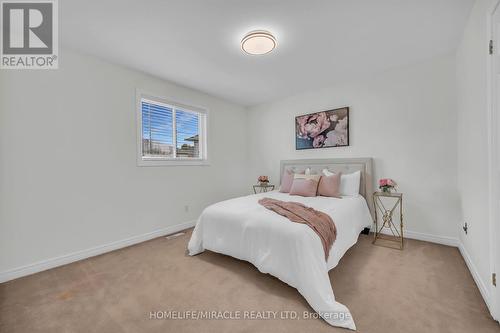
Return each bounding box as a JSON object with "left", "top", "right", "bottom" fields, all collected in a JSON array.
[{"left": 188, "top": 190, "right": 373, "bottom": 329}]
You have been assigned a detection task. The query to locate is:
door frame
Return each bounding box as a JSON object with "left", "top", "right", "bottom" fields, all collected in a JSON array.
[{"left": 487, "top": 0, "right": 500, "bottom": 322}]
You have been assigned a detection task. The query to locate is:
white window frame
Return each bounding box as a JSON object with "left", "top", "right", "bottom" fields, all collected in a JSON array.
[{"left": 136, "top": 90, "right": 209, "bottom": 166}]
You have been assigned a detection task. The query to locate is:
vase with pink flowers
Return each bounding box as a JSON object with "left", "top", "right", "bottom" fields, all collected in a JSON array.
[
  {"left": 258, "top": 175, "right": 269, "bottom": 186},
  {"left": 379, "top": 178, "right": 397, "bottom": 193}
]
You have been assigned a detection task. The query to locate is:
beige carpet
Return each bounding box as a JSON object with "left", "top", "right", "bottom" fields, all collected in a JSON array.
[{"left": 1, "top": 230, "right": 498, "bottom": 333}]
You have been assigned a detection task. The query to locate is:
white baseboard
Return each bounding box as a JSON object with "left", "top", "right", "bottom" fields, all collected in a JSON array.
[
  {"left": 1, "top": 221, "right": 491, "bottom": 318},
  {"left": 458, "top": 242, "right": 491, "bottom": 311},
  {"left": 0, "top": 220, "right": 196, "bottom": 283},
  {"left": 378, "top": 228, "right": 459, "bottom": 247}
]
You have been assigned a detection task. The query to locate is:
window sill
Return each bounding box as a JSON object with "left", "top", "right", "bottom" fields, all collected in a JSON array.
[{"left": 137, "top": 158, "right": 210, "bottom": 167}]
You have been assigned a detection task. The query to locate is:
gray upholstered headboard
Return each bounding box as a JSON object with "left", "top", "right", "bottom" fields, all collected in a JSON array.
[{"left": 280, "top": 158, "right": 375, "bottom": 220}]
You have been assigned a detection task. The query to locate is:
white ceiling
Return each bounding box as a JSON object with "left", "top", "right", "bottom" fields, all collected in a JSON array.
[{"left": 62, "top": 0, "right": 475, "bottom": 107}]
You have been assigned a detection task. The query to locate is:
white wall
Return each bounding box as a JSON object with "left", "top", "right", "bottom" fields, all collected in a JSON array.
[
  {"left": 456, "top": 0, "right": 496, "bottom": 309},
  {"left": 247, "top": 54, "right": 460, "bottom": 241},
  {"left": 0, "top": 48, "right": 248, "bottom": 277}
]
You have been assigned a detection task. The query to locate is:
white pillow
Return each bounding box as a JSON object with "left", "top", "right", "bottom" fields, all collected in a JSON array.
[
  {"left": 294, "top": 173, "right": 321, "bottom": 182},
  {"left": 322, "top": 169, "right": 361, "bottom": 196},
  {"left": 322, "top": 168, "right": 334, "bottom": 177}
]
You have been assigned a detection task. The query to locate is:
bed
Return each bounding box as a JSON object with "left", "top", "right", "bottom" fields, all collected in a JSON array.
[{"left": 188, "top": 158, "right": 375, "bottom": 330}]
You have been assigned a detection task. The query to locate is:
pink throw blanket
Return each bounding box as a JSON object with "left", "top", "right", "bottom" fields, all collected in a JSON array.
[{"left": 258, "top": 198, "right": 337, "bottom": 260}]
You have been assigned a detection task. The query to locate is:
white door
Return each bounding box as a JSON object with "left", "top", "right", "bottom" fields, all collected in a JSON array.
[{"left": 491, "top": 1, "right": 500, "bottom": 322}]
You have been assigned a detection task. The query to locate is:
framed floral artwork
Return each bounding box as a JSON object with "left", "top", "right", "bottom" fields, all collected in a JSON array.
[{"left": 295, "top": 107, "right": 349, "bottom": 150}]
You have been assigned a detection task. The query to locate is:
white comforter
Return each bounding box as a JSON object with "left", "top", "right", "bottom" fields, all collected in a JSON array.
[{"left": 188, "top": 191, "right": 373, "bottom": 330}]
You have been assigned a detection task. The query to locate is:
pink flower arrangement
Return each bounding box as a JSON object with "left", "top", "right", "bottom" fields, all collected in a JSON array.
[
  {"left": 258, "top": 175, "right": 269, "bottom": 184},
  {"left": 379, "top": 178, "right": 397, "bottom": 193}
]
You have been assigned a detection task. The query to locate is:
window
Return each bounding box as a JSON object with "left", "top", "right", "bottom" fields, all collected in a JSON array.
[{"left": 137, "top": 92, "right": 208, "bottom": 166}]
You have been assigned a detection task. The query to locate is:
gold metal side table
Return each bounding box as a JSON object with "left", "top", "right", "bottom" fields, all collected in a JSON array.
[
  {"left": 253, "top": 184, "right": 275, "bottom": 194},
  {"left": 373, "top": 192, "right": 404, "bottom": 250}
]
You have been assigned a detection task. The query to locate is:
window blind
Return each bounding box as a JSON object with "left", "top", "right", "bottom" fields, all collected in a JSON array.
[
  {"left": 142, "top": 100, "right": 174, "bottom": 157},
  {"left": 141, "top": 98, "right": 203, "bottom": 160}
]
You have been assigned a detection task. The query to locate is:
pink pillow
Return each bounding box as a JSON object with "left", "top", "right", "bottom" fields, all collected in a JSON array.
[
  {"left": 280, "top": 169, "right": 305, "bottom": 193},
  {"left": 279, "top": 170, "right": 294, "bottom": 193},
  {"left": 318, "top": 172, "right": 342, "bottom": 197},
  {"left": 289, "top": 178, "right": 319, "bottom": 197}
]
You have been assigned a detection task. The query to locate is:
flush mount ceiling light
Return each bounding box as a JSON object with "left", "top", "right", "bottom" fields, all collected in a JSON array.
[{"left": 241, "top": 30, "right": 277, "bottom": 55}]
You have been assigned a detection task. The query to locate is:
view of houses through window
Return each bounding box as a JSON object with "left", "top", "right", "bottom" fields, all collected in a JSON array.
[{"left": 141, "top": 98, "right": 203, "bottom": 160}]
